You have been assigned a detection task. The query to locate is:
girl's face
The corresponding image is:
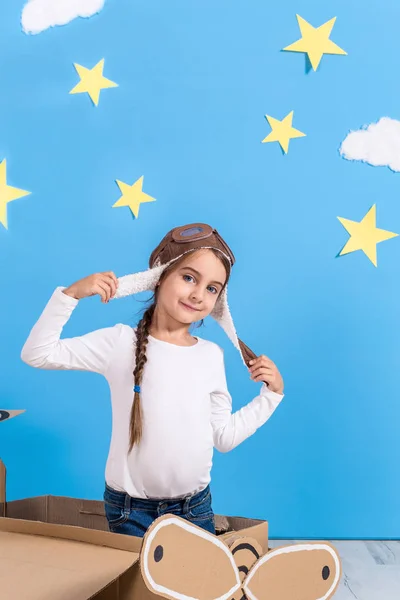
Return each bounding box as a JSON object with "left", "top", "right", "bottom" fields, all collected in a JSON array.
[{"left": 157, "top": 249, "right": 228, "bottom": 325}]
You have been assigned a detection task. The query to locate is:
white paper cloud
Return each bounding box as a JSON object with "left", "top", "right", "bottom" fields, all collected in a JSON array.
[
  {"left": 21, "top": 0, "right": 105, "bottom": 35},
  {"left": 339, "top": 117, "right": 400, "bottom": 173}
]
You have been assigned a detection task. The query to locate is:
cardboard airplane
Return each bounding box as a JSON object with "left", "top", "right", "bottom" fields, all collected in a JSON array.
[{"left": 0, "top": 410, "right": 342, "bottom": 599}]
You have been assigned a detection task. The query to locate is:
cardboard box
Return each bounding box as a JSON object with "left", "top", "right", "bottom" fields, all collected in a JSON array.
[
  {"left": 0, "top": 457, "right": 271, "bottom": 599},
  {"left": 0, "top": 514, "right": 273, "bottom": 600},
  {"left": 0, "top": 411, "right": 342, "bottom": 599}
]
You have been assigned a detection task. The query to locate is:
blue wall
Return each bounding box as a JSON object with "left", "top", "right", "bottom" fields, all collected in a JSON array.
[{"left": 1, "top": 0, "right": 400, "bottom": 539}]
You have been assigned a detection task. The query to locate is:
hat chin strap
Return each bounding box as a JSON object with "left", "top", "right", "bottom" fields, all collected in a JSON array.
[{"left": 115, "top": 264, "right": 245, "bottom": 366}]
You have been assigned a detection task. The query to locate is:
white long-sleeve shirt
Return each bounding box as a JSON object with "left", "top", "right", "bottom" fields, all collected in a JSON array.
[{"left": 21, "top": 287, "right": 284, "bottom": 499}]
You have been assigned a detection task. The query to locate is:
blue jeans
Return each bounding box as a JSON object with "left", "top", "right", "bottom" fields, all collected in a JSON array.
[{"left": 103, "top": 484, "right": 215, "bottom": 538}]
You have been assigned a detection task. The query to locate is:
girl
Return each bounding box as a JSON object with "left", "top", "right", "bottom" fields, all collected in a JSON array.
[{"left": 21, "top": 223, "right": 284, "bottom": 537}]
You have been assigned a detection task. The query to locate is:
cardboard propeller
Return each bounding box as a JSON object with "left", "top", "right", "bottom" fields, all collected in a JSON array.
[{"left": 140, "top": 514, "right": 341, "bottom": 600}]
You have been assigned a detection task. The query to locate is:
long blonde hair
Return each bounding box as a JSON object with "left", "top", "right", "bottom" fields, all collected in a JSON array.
[{"left": 128, "top": 249, "right": 231, "bottom": 451}]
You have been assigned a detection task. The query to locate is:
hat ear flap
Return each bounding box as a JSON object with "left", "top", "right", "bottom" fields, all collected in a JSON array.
[
  {"left": 114, "top": 265, "right": 167, "bottom": 299},
  {"left": 211, "top": 287, "right": 257, "bottom": 368},
  {"left": 211, "top": 287, "right": 241, "bottom": 354}
]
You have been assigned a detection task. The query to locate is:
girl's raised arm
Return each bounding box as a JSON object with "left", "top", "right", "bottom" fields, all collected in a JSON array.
[{"left": 21, "top": 272, "right": 121, "bottom": 375}]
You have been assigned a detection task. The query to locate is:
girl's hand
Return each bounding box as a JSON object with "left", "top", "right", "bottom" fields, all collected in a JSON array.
[
  {"left": 63, "top": 272, "right": 119, "bottom": 303},
  {"left": 249, "top": 355, "right": 284, "bottom": 394}
]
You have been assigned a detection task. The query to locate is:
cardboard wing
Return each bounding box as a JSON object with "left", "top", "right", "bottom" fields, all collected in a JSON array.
[
  {"left": 140, "top": 515, "right": 342, "bottom": 600},
  {"left": 0, "top": 409, "right": 25, "bottom": 422}
]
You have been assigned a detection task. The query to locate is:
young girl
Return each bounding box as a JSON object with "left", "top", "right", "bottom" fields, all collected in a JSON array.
[{"left": 21, "top": 223, "right": 284, "bottom": 538}]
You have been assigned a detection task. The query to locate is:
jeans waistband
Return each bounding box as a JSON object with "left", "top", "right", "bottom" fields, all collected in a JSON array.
[{"left": 104, "top": 483, "right": 210, "bottom": 512}]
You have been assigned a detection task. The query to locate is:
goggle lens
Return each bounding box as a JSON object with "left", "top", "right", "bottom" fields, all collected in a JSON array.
[{"left": 179, "top": 226, "right": 205, "bottom": 238}]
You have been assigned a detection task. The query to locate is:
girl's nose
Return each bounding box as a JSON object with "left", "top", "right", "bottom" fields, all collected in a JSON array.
[{"left": 190, "top": 289, "right": 204, "bottom": 302}]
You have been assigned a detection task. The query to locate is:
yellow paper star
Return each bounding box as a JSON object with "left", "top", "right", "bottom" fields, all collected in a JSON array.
[
  {"left": 112, "top": 176, "right": 156, "bottom": 219},
  {"left": 69, "top": 59, "right": 118, "bottom": 106},
  {"left": 0, "top": 159, "right": 30, "bottom": 230},
  {"left": 338, "top": 205, "right": 398, "bottom": 267},
  {"left": 283, "top": 15, "right": 347, "bottom": 71},
  {"left": 262, "top": 111, "right": 305, "bottom": 153}
]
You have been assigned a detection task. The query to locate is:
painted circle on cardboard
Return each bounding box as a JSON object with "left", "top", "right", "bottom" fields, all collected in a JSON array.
[{"left": 0, "top": 411, "right": 10, "bottom": 422}]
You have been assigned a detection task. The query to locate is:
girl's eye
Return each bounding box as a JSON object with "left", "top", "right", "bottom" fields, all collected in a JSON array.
[{"left": 183, "top": 275, "right": 218, "bottom": 294}]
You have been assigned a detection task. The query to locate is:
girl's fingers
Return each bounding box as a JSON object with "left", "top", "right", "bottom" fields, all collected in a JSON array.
[
  {"left": 92, "top": 283, "right": 108, "bottom": 303},
  {"left": 95, "top": 280, "right": 113, "bottom": 302},
  {"left": 250, "top": 367, "right": 275, "bottom": 379},
  {"left": 250, "top": 356, "right": 275, "bottom": 370},
  {"left": 104, "top": 271, "right": 119, "bottom": 288},
  {"left": 254, "top": 374, "right": 274, "bottom": 382},
  {"left": 101, "top": 274, "right": 117, "bottom": 298},
  {"left": 253, "top": 372, "right": 284, "bottom": 393}
]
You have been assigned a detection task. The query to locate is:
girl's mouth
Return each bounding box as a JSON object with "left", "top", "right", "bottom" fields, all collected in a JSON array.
[{"left": 180, "top": 301, "right": 200, "bottom": 312}]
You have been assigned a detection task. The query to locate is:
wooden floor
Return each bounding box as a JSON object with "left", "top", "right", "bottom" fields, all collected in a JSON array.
[{"left": 269, "top": 539, "right": 400, "bottom": 599}]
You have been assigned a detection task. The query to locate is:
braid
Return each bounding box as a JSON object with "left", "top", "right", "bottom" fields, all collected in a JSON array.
[{"left": 129, "top": 303, "right": 155, "bottom": 451}]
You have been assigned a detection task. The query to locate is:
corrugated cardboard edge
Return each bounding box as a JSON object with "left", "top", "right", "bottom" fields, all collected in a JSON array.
[
  {"left": 6, "top": 495, "right": 110, "bottom": 531},
  {"left": 0, "top": 516, "right": 142, "bottom": 553}
]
